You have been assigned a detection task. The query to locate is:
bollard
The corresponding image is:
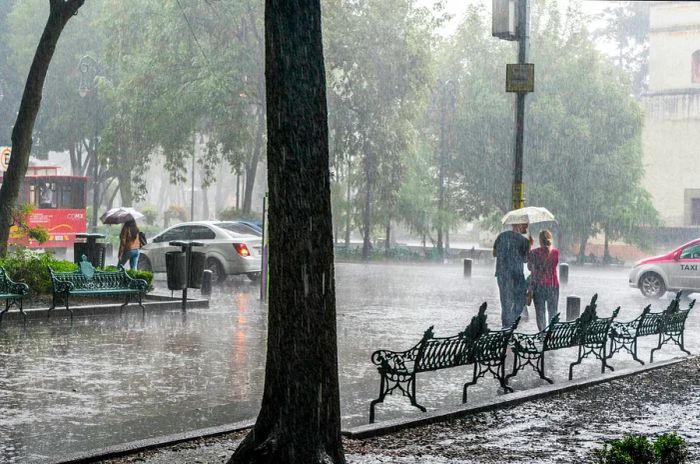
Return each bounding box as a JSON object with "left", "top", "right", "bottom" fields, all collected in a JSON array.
[
  {"left": 463, "top": 258, "right": 472, "bottom": 278},
  {"left": 559, "top": 263, "right": 569, "bottom": 285},
  {"left": 201, "top": 270, "right": 213, "bottom": 297},
  {"left": 566, "top": 295, "right": 581, "bottom": 321}
]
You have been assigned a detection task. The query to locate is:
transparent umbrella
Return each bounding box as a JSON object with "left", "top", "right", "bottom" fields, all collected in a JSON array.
[{"left": 501, "top": 206, "right": 555, "bottom": 225}]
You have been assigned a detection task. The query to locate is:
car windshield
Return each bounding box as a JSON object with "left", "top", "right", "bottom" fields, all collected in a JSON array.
[{"left": 215, "top": 222, "right": 262, "bottom": 237}]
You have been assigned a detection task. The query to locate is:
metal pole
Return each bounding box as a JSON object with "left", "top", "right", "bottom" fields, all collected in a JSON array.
[
  {"left": 91, "top": 135, "right": 99, "bottom": 232},
  {"left": 190, "top": 133, "right": 195, "bottom": 222},
  {"left": 512, "top": 0, "right": 529, "bottom": 210}
]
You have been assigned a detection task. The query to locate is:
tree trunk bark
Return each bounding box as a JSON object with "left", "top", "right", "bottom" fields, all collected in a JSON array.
[
  {"left": 0, "top": 0, "right": 85, "bottom": 257},
  {"left": 229, "top": 0, "right": 344, "bottom": 462},
  {"left": 242, "top": 101, "right": 266, "bottom": 214},
  {"left": 577, "top": 234, "right": 588, "bottom": 264}
]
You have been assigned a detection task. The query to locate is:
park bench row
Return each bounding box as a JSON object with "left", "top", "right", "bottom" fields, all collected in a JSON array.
[
  {"left": 0, "top": 256, "right": 148, "bottom": 322},
  {"left": 369, "top": 292, "right": 694, "bottom": 423}
]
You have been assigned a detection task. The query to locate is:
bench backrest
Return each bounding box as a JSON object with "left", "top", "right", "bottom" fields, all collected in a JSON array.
[
  {"left": 544, "top": 294, "right": 599, "bottom": 350},
  {"left": 637, "top": 310, "right": 663, "bottom": 337},
  {"left": 661, "top": 299, "right": 694, "bottom": 335},
  {"left": 582, "top": 307, "right": 620, "bottom": 346},
  {"left": 49, "top": 257, "right": 131, "bottom": 291},
  {"left": 415, "top": 302, "right": 489, "bottom": 372},
  {"left": 473, "top": 317, "right": 520, "bottom": 362}
]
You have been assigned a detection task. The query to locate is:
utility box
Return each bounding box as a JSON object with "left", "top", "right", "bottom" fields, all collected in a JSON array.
[{"left": 493, "top": 0, "right": 517, "bottom": 41}]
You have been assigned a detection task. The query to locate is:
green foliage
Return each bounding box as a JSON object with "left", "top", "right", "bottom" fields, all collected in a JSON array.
[
  {"left": 164, "top": 205, "right": 188, "bottom": 224},
  {"left": 218, "top": 207, "right": 261, "bottom": 222},
  {"left": 10, "top": 204, "right": 49, "bottom": 244},
  {"left": 654, "top": 433, "right": 689, "bottom": 464},
  {"left": 140, "top": 206, "right": 158, "bottom": 226},
  {"left": 591, "top": 433, "right": 688, "bottom": 464},
  {"left": 0, "top": 249, "right": 77, "bottom": 294}
]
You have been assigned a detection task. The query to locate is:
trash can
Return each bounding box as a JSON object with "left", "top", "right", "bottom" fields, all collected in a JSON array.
[
  {"left": 188, "top": 251, "right": 206, "bottom": 289},
  {"left": 73, "top": 235, "right": 106, "bottom": 268},
  {"left": 165, "top": 251, "right": 187, "bottom": 290}
]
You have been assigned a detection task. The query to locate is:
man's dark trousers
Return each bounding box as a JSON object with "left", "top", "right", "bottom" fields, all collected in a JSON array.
[{"left": 497, "top": 273, "right": 526, "bottom": 328}]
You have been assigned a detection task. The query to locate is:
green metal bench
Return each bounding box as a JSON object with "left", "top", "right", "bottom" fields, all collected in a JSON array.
[
  {"left": 0, "top": 266, "right": 29, "bottom": 323},
  {"left": 368, "top": 303, "right": 519, "bottom": 423},
  {"left": 507, "top": 294, "right": 618, "bottom": 383},
  {"left": 48, "top": 256, "right": 148, "bottom": 317},
  {"left": 609, "top": 292, "right": 694, "bottom": 364}
]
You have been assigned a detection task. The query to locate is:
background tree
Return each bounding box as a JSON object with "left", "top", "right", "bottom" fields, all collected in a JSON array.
[
  {"left": 0, "top": 0, "right": 85, "bottom": 257},
  {"left": 228, "top": 0, "right": 344, "bottom": 461}
]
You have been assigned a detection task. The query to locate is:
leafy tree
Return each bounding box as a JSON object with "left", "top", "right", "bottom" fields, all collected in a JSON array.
[
  {"left": 0, "top": 0, "right": 85, "bottom": 257},
  {"left": 324, "top": 0, "right": 434, "bottom": 259},
  {"left": 228, "top": 0, "right": 345, "bottom": 461}
]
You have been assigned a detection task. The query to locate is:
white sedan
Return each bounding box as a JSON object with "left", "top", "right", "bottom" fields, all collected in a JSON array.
[
  {"left": 139, "top": 221, "right": 262, "bottom": 283},
  {"left": 629, "top": 238, "right": 700, "bottom": 298}
]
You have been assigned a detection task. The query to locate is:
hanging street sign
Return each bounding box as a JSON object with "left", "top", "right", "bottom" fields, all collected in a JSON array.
[
  {"left": 0, "top": 146, "right": 10, "bottom": 172},
  {"left": 506, "top": 63, "right": 534, "bottom": 92}
]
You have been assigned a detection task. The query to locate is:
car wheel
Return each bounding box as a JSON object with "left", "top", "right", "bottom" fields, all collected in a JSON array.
[
  {"left": 206, "top": 258, "right": 226, "bottom": 283},
  {"left": 138, "top": 255, "right": 152, "bottom": 272},
  {"left": 640, "top": 272, "right": 666, "bottom": 298},
  {"left": 246, "top": 272, "right": 261, "bottom": 282}
]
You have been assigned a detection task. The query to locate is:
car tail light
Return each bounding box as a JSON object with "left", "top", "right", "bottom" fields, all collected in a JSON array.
[{"left": 233, "top": 243, "right": 251, "bottom": 257}]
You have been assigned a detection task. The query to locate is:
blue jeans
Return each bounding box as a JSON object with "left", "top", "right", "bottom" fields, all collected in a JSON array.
[
  {"left": 497, "top": 273, "right": 527, "bottom": 328},
  {"left": 533, "top": 286, "right": 559, "bottom": 331},
  {"left": 119, "top": 249, "right": 140, "bottom": 270}
]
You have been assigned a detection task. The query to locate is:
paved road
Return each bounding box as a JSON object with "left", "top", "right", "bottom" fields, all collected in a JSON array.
[{"left": 0, "top": 262, "right": 693, "bottom": 462}]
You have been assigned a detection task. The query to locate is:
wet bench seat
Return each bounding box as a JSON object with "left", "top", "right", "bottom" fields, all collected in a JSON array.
[
  {"left": 368, "top": 303, "right": 519, "bottom": 423},
  {"left": 0, "top": 266, "right": 29, "bottom": 322},
  {"left": 48, "top": 256, "right": 148, "bottom": 317}
]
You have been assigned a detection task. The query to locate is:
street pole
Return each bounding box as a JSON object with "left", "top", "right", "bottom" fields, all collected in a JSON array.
[
  {"left": 191, "top": 132, "right": 196, "bottom": 222},
  {"left": 512, "top": 0, "right": 529, "bottom": 210}
]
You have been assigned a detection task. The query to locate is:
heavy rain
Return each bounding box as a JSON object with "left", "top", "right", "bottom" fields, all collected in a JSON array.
[{"left": 0, "top": 0, "right": 699, "bottom": 463}]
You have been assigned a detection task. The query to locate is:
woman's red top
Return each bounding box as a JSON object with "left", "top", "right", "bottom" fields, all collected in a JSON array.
[{"left": 528, "top": 247, "right": 559, "bottom": 288}]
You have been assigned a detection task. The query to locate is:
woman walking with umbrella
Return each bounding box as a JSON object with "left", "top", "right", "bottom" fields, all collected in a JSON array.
[
  {"left": 100, "top": 207, "right": 145, "bottom": 270},
  {"left": 118, "top": 220, "right": 142, "bottom": 270}
]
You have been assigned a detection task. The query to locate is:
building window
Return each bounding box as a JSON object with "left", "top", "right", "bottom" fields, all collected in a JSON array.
[
  {"left": 692, "top": 50, "right": 700, "bottom": 83},
  {"left": 693, "top": 198, "right": 700, "bottom": 225}
]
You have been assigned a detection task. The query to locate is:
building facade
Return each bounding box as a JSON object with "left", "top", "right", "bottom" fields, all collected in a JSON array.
[{"left": 642, "top": 2, "right": 700, "bottom": 228}]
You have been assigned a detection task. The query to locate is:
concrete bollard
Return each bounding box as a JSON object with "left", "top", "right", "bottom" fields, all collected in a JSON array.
[
  {"left": 559, "top": 263, "right": 569, "bottom": 285},
  {"left": 463, "top": 258, "right": 472, "bottom": 278},
  {"left": 201, "top": 269, "right": 213, "bottom": 297},
  {"left": 566, "top": 295, "right": 581, "bottom": 321}
]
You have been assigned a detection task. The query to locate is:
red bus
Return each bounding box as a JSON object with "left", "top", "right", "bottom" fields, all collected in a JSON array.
[{"left": 1, "top": 166, "right": 88, "bottom": 249}]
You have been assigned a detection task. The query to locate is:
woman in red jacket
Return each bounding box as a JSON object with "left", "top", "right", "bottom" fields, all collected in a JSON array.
[{"left": 528, "top": 230, "right": 559, "bottom": 331}]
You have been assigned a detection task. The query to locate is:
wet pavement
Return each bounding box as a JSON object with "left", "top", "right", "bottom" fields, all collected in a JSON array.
[{"left": 0, "top": 262, "right": 695, "bottom": 462}]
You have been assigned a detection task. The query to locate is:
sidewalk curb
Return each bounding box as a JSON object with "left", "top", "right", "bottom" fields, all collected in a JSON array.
[
  {"left": 343, "top": 356, "right": 690, "bottom": 439},
  {"left": 42, "top": 420, "right": 255, "bottom": 464},
  {"left": 0, "top": 294, "right": 209, "bottom": 323},
  {"left": 40, "top": 356, "right": 691, "bottom": 463}
]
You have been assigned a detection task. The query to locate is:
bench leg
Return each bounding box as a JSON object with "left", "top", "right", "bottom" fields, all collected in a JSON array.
[
  {"left": 631, "top": 338, "right": 644, "bottom": 365},
  {"left": 506, "top": 351, "right": 522, "bottom": 381},
  {"left": 538, "top": 353, "right": 553, "bottom": 383},
  {"left": 369, "top": 375, "right": 387, "bottom": 424},
  {"left": 463, "top": 363, "right": 479, "bottom": 403},
  {"left": 64, "top": 296, "right": 73, "bottom": 321},
  {"left": 138, "top": 292, "right": 146, "bottom": 314},
  {"left": 120, "top": 295, "right": 130, "bottom": 313},
  {"left": 650, "top": 332, "right": 663, "bottom": 363},
  {"left": 18, "top": 298, "right": 26, "bottom": 323},
  {"left": 498, "top": 357, "right": 513, "bottom": 393},
  {"left": 0, "top": 300, "right": 9, "bottom": 325},
  {"left": 680, "top": 332, "right": 691, "bottom": 356},
  {"left": 409, "top": 376, "right": 426, "bottom": 413}
]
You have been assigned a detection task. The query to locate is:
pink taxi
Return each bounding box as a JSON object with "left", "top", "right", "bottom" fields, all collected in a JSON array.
[{"left": 629, "top": 239, "right": 700, "bottom": 298}]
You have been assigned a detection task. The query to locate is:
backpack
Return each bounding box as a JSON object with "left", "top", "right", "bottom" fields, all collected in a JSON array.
[{"left": 138, "top": 231, "right": 148, "bottom": 247}]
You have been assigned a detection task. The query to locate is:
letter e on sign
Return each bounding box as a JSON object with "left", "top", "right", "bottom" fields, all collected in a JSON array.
[{"left": 0, "top": 147, "right": 10, "bottom": 172}]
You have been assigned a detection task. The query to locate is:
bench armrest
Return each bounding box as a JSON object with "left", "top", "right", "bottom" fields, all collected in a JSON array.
[
  {"left": 371, "top": 346, "right": 419, "bottom": 372},
  {"left": 51, "top": 278, "right": 75, "bottom": 293},
  {"left": 511, "top": 332, "right": 544, "bottom": 351},
  {"left": 127, "top": 278, "right": 148, "bottom": 292},
  {"left": 8, "top": 281, "right": 29, "bottom": 296},
  {"left": 611, "top": 320, "right": 637, "bottom": 338}
]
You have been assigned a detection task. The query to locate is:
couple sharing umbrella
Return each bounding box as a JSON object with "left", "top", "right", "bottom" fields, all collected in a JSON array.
[
  {"left": 501, "top": 206, "right": 555, "bottom": 226},
  {"left": 99, "top": 207, "right": 144, "bottom": 225}
]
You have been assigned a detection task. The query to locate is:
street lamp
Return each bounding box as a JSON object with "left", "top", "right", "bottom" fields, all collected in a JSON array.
[{"left": 77, "top": 55, "right": 102, "bottom": 232}]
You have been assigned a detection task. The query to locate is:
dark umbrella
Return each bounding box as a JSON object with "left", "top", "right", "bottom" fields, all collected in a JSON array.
[{"left": 100, "top": 207, "right": 144, "bottom": 225}]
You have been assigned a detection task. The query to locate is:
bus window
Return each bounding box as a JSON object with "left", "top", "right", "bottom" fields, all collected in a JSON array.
[{"left": 39, "top": 182, "right": 56, "bottom": 208}]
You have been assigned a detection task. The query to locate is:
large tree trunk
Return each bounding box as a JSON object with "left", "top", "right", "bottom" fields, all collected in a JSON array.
[
  {"left": 229, "top": 0, "right": 345, "bottom": 462},
  {"left": 0, "top": 0, "right": 85, "bottom": 257}
]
